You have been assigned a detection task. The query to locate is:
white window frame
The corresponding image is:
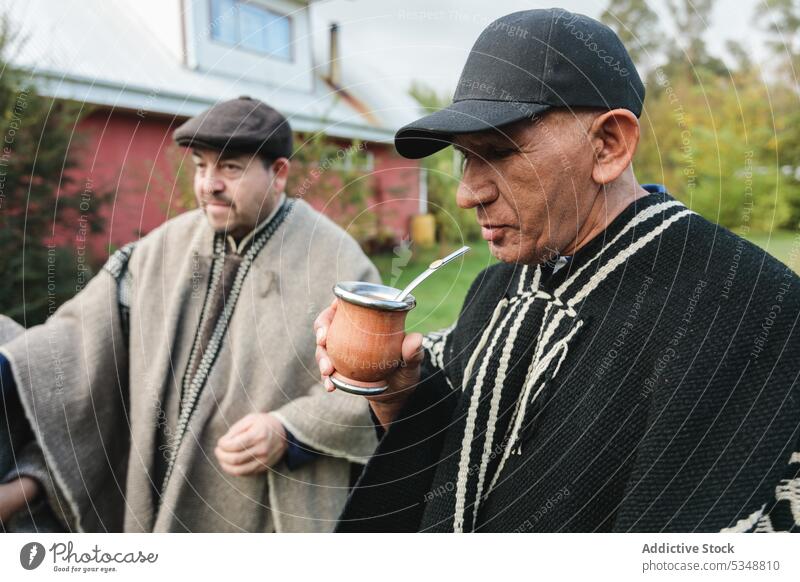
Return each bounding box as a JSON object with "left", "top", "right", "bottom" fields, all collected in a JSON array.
[
  {"left": 207, "top": 0, "right": 294, "bottom": 62},
  {"left": 184, "top": 0, "right": 314, "bottom": 93}
]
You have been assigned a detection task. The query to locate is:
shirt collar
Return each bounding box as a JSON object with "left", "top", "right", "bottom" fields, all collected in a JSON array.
[
  {"left": 551, "top": 255, "right": 571, "bottom": 275},
  {"left": 225, "top": 193, "right": 286, "bottom": 255}
]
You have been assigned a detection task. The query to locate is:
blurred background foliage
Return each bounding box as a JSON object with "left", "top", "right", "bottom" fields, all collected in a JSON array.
[{"left": 607, "top": 0, "right": 800, "bottom": 235}]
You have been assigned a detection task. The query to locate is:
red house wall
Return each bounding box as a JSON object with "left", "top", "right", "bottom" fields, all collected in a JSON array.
[
  {"left": 71, "top": 108, "right": 420, "bottom": 262},
  {"left": 74, "top": 109, "right": 186, "bottom": 259}
]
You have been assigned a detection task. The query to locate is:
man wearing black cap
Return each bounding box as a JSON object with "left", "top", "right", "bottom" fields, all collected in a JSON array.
[
  {"left": 0, "top": 97, "right": 381, "bottom": 531},
  {"left": 316, "top": 9, "right": 800, "bottom": 532}
]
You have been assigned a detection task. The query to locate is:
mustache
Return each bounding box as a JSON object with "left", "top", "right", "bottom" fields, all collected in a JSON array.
[{"left": 202, "top": 196, "right": 234, "bottom": 206}]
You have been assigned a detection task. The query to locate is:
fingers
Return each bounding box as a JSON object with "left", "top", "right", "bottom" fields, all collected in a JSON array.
[
  {"left": 215, "top": 414, "right": 287, "bottom": 474},
  {"left": 317, "top": 352, "right": 333, "bottom": 377},
  {"left": 217, "top": 427, "right": 258, "bottom": 452},
  {"left": 224, "top": 413, "right": 255, "bottom": 438},
  {"left": 315, "top": 344, "right": 336, "bottom": 391},
  {"left": 215, "top": 438, "right": 284, "bottom": 476},
  {"left": 0, "top": 478, "right": 40, "bottom": 523},
  {"left": 377, "top": 332, "right": 424, "bottom": 403},
  {"left": 314, "top": 301, "right": 339, "bottom": 392},
  {"left": 217, "top": 415, "right": 255, "bottom": 451},
  {"left": 315, "top": 346, "right": 333, "bottom": 375},
  {"left": 215, "top": 430, "right": 274, "bottom": 475},
  {"left": 215, "top": 445, "right": 262, "bottom": 466},
  {"left": 313, "top": 299, "right": 338, "bottom": 346}
]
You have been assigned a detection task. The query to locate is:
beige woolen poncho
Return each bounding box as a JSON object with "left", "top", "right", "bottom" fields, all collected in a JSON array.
[{"left": 0, "top": 197, "right": 380, "bottom": 532}]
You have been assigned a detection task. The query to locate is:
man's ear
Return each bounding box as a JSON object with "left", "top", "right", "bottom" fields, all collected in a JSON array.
[
  {"left": 269, "top": 157, "right": 291, "bottom": 191},
  {"left": 588, "top": 109, "right": 640, "bottom": 185}
]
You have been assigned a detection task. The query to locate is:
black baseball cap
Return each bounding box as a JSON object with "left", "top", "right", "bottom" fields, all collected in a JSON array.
[
  {"left": 173, "top": 96, "right": 293, "bottom": 159},
  {"left": 395, "top": 9, "right": 645, "bottom": 159}
]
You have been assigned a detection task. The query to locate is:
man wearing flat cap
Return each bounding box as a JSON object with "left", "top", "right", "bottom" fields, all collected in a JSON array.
[
  {"left": 317, "top": 9, "right": 800, "bottom": 532},
  {"left": 0, "top": 97, "right": 380, "bottom": 532}
]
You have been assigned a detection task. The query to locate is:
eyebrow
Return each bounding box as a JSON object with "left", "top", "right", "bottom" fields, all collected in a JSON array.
[
  {"left": 191, "top": 151, "right": 246, "bottom": 163},
  {"left": 218, "top": 153, "right": 246, "bottom": 162}
]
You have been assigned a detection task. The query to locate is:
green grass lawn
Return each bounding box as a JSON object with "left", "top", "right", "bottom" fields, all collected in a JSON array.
[
  {"left": 371, "top": 241, "right": 497, "bottom": 334},
  {"left": 743, "top": 231, "right": 800, "bottom": 273},
  {"left": 370, "top": 231, "right": 799, "bottom": 335}
]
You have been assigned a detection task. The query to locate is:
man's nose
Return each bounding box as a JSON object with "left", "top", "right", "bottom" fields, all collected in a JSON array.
[
  {"left": 201, "top": 174, "right": 225, "bottom": 196},
  {"left": 456, "top": 171, "right": 497, "bottom": 210}
]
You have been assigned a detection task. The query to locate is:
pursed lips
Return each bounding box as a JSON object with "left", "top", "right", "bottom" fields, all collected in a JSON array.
[
  {"left": 479, "top": 222, "right": 513, "bottom": 242},
  {"left": 478, "top": 220, "right": 511, "bottom": 228},
  {"left": 476, "top": 208, "right": 514, "bottom": 230}
]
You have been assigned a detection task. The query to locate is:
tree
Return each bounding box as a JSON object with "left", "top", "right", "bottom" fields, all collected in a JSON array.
[
  {"left": 758, "top": 0, "right": 800, "bottom": 81},
  {"left": 600, "top": 0, "right": 664, "bottom": 68},
  {"left": 659, "top": 0, "right": 727, "bottom": 78},
  {"left": 0, "top": 18, "right": 108, "bottom": 325},
  {"left": 409, "top": 82, "right": 480, "bottom": 246},
  {"left": 634, "top": 44, "right": 799, "bottom": 232},
  {"left": 755, "top": 0, "right": 800, "bottom": 226}
]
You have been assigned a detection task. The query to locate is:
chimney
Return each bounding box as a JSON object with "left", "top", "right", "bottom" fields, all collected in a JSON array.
[{"left": 329, "top": 23, "right": 341, "bottom": 87}]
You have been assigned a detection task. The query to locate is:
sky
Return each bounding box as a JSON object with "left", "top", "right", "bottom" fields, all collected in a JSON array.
[{"left": 309, "top": 0, "right": 773, "bottom": 97}]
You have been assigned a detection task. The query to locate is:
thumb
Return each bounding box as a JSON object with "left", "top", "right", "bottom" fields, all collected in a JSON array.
[
  {"left": 385, "top": 332, "right": 424, "bottom": 396},
  {"left": 401, "top": 333, "right": 424, "bottom": 367},
  {"left": 220, "top": 414, "right": 254, "bottom": 444}
]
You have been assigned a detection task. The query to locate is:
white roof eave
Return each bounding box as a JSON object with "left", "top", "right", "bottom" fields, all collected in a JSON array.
[{"left": 34, "top": 70, "right": 399, "bottom": 144}]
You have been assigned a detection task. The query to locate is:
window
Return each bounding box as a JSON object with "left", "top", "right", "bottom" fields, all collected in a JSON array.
[{"left": 209, "top": 0, "right": 292, "bottom": 61}]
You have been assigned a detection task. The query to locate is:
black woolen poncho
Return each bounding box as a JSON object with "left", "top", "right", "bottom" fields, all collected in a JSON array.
[{"left": 338, "top": 189, "right": 800, "bottom": 533}]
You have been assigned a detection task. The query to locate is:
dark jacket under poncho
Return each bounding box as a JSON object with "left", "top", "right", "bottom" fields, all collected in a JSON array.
[{"left": 338, "top": 190, "right": 800, "bottom": 533}]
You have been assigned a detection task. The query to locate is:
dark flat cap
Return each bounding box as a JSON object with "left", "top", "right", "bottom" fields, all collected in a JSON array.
[{"left": 173, "top": 96, "right": 293, "bottom": 158}]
